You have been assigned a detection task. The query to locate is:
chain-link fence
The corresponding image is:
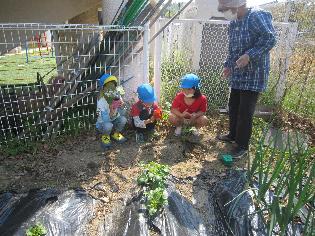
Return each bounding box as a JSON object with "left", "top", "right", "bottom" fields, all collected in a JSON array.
[
  {"left": 157, "top": 19, "right": 230, "bottom": 111},
  {"left": 0, "top": 23, "right": 147, "bottom": 146},
  {"left": 154, "top": 16, "right": 313, "bottom": 119}
]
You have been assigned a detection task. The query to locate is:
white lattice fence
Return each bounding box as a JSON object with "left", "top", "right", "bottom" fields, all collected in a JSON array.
[{"left": 0, "top": 23, "right": 148, "bottom": 145}]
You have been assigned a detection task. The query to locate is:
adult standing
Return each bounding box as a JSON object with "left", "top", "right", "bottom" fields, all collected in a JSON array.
[{"left": 216, "top": 0, "right": 276, "bottom": 158}]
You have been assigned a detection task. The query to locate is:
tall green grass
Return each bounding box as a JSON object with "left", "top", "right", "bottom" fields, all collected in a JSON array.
[{"left": 248, "top": 119, "right": 314, "bottom": 235}]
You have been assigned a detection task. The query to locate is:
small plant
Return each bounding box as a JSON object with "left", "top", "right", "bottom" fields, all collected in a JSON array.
[
  {"left": 103, "top": 85, "right": 125, "bottom": 104},
  {"left": 26, "top": 223, "right": 47, "bottom": 236},
  {"left": 137, "top": 162, "right": 169, "bottom": 189},
  {"left": 144, "top": 187, "right": 168, "bottom": 216},
  {"left": 137, "top": 162, "right": 170, "bottom": 216}
]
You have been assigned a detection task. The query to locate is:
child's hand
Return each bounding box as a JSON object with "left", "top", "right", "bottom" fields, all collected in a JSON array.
[
  {"left": 149, "top": 116, "right": 156, "bottom": 123},
  {"left": 181, "top": 109, "right": 191, "bottom": 119},
  {"left": 190, "top": 113, "right": 198, "bottom": 120},
  {"left": 144, "top": 116, "right": 155, "bottom": 125},
  {"left": 111, "top": 99, "right": 123, "bottom": 110}
]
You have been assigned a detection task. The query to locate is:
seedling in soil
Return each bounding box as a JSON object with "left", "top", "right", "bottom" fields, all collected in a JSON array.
[
  {"left": 144, "top": 187, "right": 168, "bottom": 216},
  {"left": 26, "top": 223, "right": 47, "bottom": 236},
  {"left": 137, "top": 162, "right": 169, "bottom": 189},
  {"left": 137, "top": 162, "right": 170, "bottom": 216}
]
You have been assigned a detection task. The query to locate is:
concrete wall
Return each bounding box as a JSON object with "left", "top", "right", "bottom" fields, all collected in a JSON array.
[
  {"left": 0, "top": 0, "right": 100, "bottom": 23},
  {"left": 68, "top": 3, "right": 102, "bottom": 24},
  {"left": 102, "top": 0, "right": 128, "bottom": 25}
]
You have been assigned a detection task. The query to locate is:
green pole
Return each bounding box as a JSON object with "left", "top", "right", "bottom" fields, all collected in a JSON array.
[{"left": 123, "top": 0, "right": 148, "bottom": 26}]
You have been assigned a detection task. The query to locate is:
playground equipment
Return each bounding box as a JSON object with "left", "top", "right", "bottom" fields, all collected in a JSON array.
[{"left": 25, "top": 32, "right": 54, "bottom": 63}]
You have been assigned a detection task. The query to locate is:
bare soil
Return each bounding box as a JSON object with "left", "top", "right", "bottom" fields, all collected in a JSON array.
[{"left": 0, "top": 115, "right": 248, "bottom": 235}]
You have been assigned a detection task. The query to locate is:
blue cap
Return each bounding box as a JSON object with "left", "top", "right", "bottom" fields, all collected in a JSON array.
[
  {"left": 98, "top": 74, "right": 118, "bottom": 88},
  {"left": 137, "top": 84, "right": 156, "bottom": 103},
  {"left": 180, "top": 74, "right": 200, "bottom": 89}
]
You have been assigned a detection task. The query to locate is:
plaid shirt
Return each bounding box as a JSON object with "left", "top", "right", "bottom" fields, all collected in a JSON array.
[{"left": 224, "top": 8, "right": 276, "bottom": 92}]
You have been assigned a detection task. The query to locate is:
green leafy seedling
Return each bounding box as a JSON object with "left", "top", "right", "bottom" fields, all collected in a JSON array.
[
  {"left": 137, "top": 162, "right": 170, "bottom": 217},
  {"left": 145, "top": 187, "right": 168, "bottom": 216},
  {"left": 26, "top": 223, "right": 47, "bottom": 236},
  {"left": 137, "top": 162, "right": 169, "bottom": 189}
]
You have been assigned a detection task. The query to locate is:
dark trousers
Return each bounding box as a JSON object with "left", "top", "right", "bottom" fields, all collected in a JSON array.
[
  {"left": 133, "top": 122, "right": 156, "bottom": 133},
  {"left": 228, "top": 88, "right": 259, "bottom": 150}
]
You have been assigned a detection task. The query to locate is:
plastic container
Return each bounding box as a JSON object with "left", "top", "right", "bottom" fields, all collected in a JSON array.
[{"left": 220, "top": 154, "right": 233, "bottom": 167}]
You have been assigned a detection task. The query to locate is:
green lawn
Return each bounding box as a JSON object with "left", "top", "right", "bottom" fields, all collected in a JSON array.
[{"left": 0, "top": 53, "right": 57, "bottom": 85}]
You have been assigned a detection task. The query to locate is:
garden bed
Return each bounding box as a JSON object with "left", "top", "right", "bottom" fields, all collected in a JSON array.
[{"left": 0, "top": 115, "right": 313, "bottom": 235}]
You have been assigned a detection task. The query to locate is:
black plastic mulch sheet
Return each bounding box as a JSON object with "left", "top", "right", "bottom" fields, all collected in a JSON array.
[
  {"left": 151, "top": 183, "right": 207, "bottom": 236},
  {"left": 100, "top": 194, "right": 149, "bottom": 236},
  {"left": 214, "top": 170, "right": 266, "bottom": 236},
  {"left": 0, "top": 189, "right": 95, "bottom": 236},
  {"left": 101, "top": 182, "right": 208, "bottom": 236},
  {"left": 4, "top": 172, "right": 305, "bottom": 236},
  {"left": 214, "top": 170, "right": 303, "bottom": 236}
]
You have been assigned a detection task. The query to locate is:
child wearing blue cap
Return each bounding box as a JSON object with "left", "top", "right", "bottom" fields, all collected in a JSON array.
[
  {"left": 169, "top": 73, "right": 208, "bottom": 136},
  {"left": 96, "top": 73, "right": 127, "bottom": 149},
  {"left": 130, "top": 84, "right": 162, "bottom": 142}
]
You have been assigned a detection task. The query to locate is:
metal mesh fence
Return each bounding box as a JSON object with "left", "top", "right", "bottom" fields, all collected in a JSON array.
[
  {"left": 156, "top": 17, "right": 314, "bottom": 119},
  {"left": 0, "top": 23, "right": 146, "bottom": 146}
]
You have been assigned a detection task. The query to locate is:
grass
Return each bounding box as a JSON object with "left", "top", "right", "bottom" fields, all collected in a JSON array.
[
  {"left": 0, "top": 102, "right": 97, "bottom": 154},
  {"left": 0, "top": 53, "right": 57, "bottom": 85},
  {"left": 0, "top": 138, "right": 39, "bottom": 156}
]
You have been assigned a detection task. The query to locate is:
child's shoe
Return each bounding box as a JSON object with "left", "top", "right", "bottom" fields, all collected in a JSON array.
[
  {"left": 174, "top": 126, "right": 182, "bottom": 137},
  {"left": 111, "top": 132, "right": 127, "bottom": 143},
  {"left": 101, "top": 134, "right": 112, "bottom": 149}
]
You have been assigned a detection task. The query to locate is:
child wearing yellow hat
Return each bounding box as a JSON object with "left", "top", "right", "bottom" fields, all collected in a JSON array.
[{"left": 96, "top": 74, "right": 127, "bottom": 149}]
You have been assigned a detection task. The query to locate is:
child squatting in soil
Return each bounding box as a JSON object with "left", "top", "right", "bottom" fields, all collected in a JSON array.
[
  {"left": 169, "top": 73, "right": 208, "bottom": 137},
  {"left": 96, "top": 74, "right": 127, "bottom": 149},
  {"left": 130, "top": 84, "right": 162, "bottom": 143}
]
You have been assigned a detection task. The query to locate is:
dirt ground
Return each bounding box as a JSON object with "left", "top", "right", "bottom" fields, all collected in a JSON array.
[{"left": 0, "top": 115, "right": 248, "bottom": 235}]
